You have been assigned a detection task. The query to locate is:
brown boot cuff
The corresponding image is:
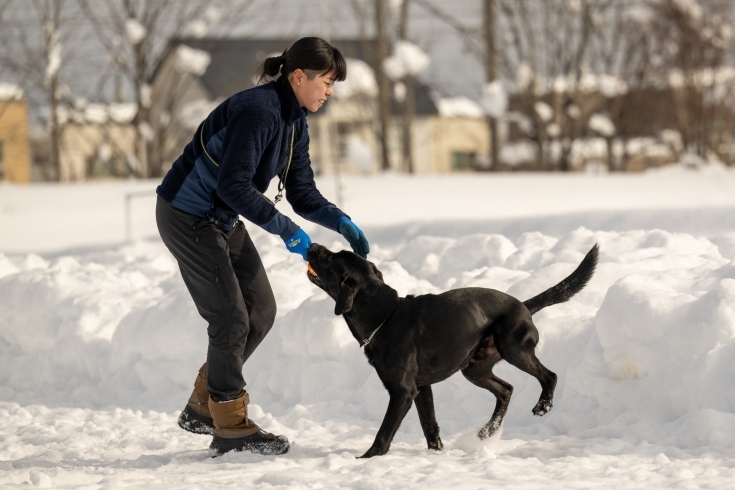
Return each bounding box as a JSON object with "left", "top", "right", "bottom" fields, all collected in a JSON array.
[
  {"left": 187, "top": 363, "right": 211, "bottom": 417},
  {"left": 209, "top": 392, "right": 259, "bottom": 438}
]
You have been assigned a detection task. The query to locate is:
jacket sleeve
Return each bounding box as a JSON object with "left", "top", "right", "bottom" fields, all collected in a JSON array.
[
  {"left": 215, "top": 103, "right": 300, "bottom": 240},
  {"left": 284, "top": 119, "right": 348, "bottom": 232}
]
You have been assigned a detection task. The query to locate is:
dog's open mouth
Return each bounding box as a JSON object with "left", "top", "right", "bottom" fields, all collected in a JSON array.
[{"left": 307, "top": 263, "right": 321, "bottom": 286}]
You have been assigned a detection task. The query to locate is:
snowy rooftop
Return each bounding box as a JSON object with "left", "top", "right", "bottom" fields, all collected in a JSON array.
[{"left": 437, "top": 96, "right": 484, "bottom": 118}]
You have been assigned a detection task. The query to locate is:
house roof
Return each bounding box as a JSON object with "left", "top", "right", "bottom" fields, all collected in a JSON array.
[{"left": 162, "top": 37, "right": 438, "bottom": 116}]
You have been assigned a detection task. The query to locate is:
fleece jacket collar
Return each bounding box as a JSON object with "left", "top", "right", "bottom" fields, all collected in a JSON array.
[{"left": 274, "top": 76, "right": 308, "bottom": 125}]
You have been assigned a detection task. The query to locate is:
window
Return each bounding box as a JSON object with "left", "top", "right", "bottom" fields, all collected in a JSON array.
[{"left": 451, "top": 151, "right": 476, "bottom": 171}]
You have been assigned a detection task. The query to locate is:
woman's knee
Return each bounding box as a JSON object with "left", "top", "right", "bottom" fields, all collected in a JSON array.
[
  {"left": 259, "top": 290, "right": 277, "bottom": 327},
  {"left": 207, "top": 318, "right": 250, "bottom": 352}
]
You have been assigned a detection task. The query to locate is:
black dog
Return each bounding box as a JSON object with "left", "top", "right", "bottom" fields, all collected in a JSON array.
[{"left": 306, "top": 243, "right": 598, "bottom": 458}]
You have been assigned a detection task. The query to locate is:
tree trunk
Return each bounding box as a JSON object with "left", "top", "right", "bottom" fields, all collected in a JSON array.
[
  {"left": 605, "top": 137, "right": 614, "bottom": 172},
  {"left": 403, "top": 75, "right": 415, "bottom": 173},
  {"left": 134, "top": 35, "right": 149, "bottom": 178},
  {"left": 483, "top": 0, "right": 499, "bottom": 171},
  {"left": 45, "top": 11, "right": 62, "bottom": 182},
  {"left": 375, "top": 0, "right": 391, "bottom": 171},
  {"left": 399, "top": 0, "right": 414, "bottom": 174},
  {"left": 48, "top": 72, "right": 61, "bottom": 182}
]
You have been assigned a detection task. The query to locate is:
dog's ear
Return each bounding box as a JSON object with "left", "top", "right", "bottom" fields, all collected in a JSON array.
[
  {"left": 369, "top": 262, "right": 384, "bottom": 282},
  {"left": 335, "top": 276, "right": 358, "bottom": 315}
]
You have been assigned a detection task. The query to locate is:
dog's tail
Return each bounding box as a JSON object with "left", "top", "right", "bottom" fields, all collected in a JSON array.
[{"left": 522, "top": 244, "right": 599, "bottom": 315}]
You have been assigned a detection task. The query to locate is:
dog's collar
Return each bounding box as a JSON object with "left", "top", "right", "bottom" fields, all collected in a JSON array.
[{"left": 361, "top": 303, "right": 399, "bottom": 348}]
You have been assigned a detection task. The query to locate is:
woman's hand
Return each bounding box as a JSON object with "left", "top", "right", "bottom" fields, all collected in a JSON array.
[
  {"left": 284, "top": 229, "right": 312, "bottom": 260},
  {"left": 338, "top": 217, "right": 369, "bottom": 258}
]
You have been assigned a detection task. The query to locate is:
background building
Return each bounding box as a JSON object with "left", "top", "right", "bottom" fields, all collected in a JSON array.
[{"left": 0, "top": 84, "right": 31, "bottom": 183}]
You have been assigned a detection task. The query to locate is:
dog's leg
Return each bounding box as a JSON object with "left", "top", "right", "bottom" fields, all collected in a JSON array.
[
  {"left": 497, "top": 330, "right": 557, "bottom": 417},
  {"left": 462, "top": 361, "right": 513, "bottom": 439},
  {"left": 414, "top": 385, "right": 443, "bottom": 451},
  {"left": 359, "top": 388, "right": 416, "bottom": 458}
]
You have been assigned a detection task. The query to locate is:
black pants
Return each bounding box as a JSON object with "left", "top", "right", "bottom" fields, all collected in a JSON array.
[{"left": 156, "top": 197, "right": 277, "bottom": 402}]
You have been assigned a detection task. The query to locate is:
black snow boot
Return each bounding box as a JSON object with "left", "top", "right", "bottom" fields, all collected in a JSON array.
[
  {"left": 209, "top": 428, "right": 291, "bottom": 457},
  {"left": 208, "top": 392, "right": 290, "bottom": 457},
  {"left": 178, "top": 405, "right": 215, "bottom": 435}
]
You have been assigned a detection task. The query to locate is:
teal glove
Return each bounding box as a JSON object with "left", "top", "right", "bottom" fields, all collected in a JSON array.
[
  {"left": 338, "top": 217, "right": 369, "bottom": 258},
  {"left": 284, "top": 229, "right": 312, "bottom": 260}
]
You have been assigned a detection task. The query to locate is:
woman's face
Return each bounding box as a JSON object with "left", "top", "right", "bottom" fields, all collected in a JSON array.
[{"left": 290, "top": 69, "right": 335, "bottom": 112}]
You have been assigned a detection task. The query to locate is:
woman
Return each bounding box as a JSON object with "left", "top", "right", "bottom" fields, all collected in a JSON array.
[{"left": 155, "top": 37, "right": 369, "bottom": 457}]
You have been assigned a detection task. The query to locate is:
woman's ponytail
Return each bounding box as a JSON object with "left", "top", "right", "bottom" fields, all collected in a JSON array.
[{"left": 258, "top": 51, "right": 287, "bottom": 82}]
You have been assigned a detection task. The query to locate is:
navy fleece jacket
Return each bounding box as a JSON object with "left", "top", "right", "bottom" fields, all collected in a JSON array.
[{"left": 156, "top": 76, "right": 346, "bottom": 239}]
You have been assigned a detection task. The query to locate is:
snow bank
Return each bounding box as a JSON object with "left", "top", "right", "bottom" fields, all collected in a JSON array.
[
  {"left": 1, "top": 225, "right": 734, "bottom": 452},
  {"left": 2, "top": 173, "right": 735, "bottom": 487}
]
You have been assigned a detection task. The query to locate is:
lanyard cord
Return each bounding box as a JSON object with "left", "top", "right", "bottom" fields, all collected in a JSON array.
[{"left": 199, "top": 122, "right": 295, "bottom": 206}]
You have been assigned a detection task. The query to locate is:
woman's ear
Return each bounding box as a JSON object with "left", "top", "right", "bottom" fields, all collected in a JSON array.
[
  {"left": 334, "top": 276, "right": 358, "bottom": 315},
  {"left": 291, "top": 68, "right": 304, "bottom": 85}
]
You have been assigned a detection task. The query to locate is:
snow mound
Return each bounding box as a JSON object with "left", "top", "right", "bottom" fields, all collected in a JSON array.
[{"left": 0, "top": 227, "right": 734, "bottom": 453}]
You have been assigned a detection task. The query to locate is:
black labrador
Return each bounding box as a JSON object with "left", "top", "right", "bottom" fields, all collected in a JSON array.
[{"left": 306, "top": 242, "right": 598, "bottom": 458}]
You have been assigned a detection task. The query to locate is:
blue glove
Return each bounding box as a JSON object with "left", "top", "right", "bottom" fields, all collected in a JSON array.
[
  {"left": 338, "top": 217, "right": 369, "bottom": 258},
  {"left": 284, "top": 228, "right": 312, "bottom": 260}
]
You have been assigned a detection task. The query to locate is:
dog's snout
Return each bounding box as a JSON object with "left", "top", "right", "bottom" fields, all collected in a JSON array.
[
  {"left": 307, "top": 243, "right": 330, "bottom": 262},
  {"left": 306, "top": 243, "right": 320, "bottom": 262}
]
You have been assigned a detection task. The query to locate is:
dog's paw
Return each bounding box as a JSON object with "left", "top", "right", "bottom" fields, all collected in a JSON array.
[
  {"left": 358, "top": 447, "right": 386, "bottom": 458},
  {"left": 428, "top": 439, "right": 444, "bottom": 451},
  {"left": 478, "top": 426, "right": 496, "bottom": 439},
  {"left": 532, "top": 400, "right": 553, "bottom": 417}
]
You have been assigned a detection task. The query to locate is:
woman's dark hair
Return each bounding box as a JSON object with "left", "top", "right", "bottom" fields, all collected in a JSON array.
[{"left": 257, "top": 37, "right": 347, "bottom": 84}]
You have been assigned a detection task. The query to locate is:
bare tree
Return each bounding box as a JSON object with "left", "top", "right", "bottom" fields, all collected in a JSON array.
[
  {"left": 646, "top": 0, "right": 733, "bottom": 160},
  {"left": 0, "top": 0, "right": 15, "bottom": 119},
  {"left": 499, "top": 0, "right": 607, "bottom": 171},
  {"left": 413, "top": 0, "right": 483, "bottom": 59},
  {"left": 77, "top": 0, "right": 257, "bottom": 178},
  {"left": 0, "top": 0, "right": 12, "bottom": 76},
  {"left": 585, "top": 1, "right": 660, "bottom": 171},
  {"left": 415, "top": 0, "right": 501, "bottom": 170},
  {"left": 0, "top": 0, "right": 82, "bottom": 181},
  {"left": 407, "top": 0, "right": 735, "bottom": 172}
]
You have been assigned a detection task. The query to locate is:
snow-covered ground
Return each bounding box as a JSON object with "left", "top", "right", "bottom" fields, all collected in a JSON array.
[{"left": 1, "top": 164, "right": 735, "bottom": 489}]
